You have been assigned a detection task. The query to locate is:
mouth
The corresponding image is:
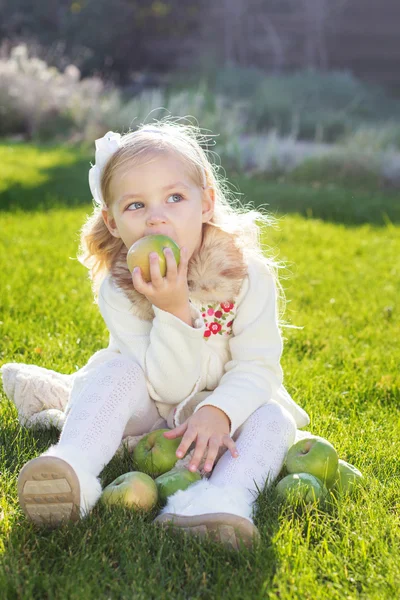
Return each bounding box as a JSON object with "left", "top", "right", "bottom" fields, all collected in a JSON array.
[
  {"left": 144, "top": 232, "right": 171, "bottom": 238},
  {"left": 144, "top": 233, "right": 178, "bottom": 246}
]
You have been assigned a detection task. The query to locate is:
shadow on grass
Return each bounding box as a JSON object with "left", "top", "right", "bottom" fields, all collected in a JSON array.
[
  {"left": 230, "top": 174, "right": 400, "bottom": 227},
  {"left": 1, "top": 143, "right": 399, "bottom": 226},
  {"left": 0, "top": 145, "right": 93, "bottom": 212}
]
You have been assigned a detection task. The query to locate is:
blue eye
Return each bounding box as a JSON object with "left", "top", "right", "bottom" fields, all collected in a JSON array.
[
  {"left": 126, "top": 202, "right": 143, "bottom": 211},
  {"left": 125, "top": 193, "right": 184, "bottom": 211},
  {"left": 169, "top": 193, "right": 184, "bottom": 203}
]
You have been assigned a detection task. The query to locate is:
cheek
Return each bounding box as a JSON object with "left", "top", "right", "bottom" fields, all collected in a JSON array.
[
  {"left": 187, "top": 202, "right": 202, "bottom": 220},
  {"left": 121, "top": 211, "right": 140, "bottom": 224}
]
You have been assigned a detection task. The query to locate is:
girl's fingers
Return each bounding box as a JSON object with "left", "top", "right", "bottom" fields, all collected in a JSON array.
[
  {"left": 132, "top": 267, "right": 144, "bottom": 290},
  {"left": 132, "top": 266, "right": 152, "bottom": 294},
  {"left": 203, "top": 437, "right": 221, "bottom": 472},
  {"left": 163, "top": 422, "right": 187, "bottom": 439},
  {"left": 223, "top": 435, "right": 239, "bottom": 458},
  {"left": 164, "top": 247, "right": 177, "bottom": 279},
  {"left": 188, "top": 434, "right": 209, "bottom": 472},
  {"left": 149, "top": 252, "right": 162, "bottom": 284},
  {"left": 175, "top": 428, "right": 196, "bottom": 459}
]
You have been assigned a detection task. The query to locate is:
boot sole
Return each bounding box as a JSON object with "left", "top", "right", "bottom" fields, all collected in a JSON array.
[
  {"left": 153, "top": 512, "right": 261, "bottom": 551},
  {"left": 17, "top": 456, "right": 81, "bottom": 527}
]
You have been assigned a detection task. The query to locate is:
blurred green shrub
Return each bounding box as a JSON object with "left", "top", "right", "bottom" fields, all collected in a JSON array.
[
  {"left": 194, "top": 66, "right": 400, "bottom": 142},
  {"left": 2, "top": 44, "right": 400, "bottom": 189},
  {"left": 338, "top": 123, "right": 400, "bottom": 152},
  {"left": 287, "top": 151, "right": 383, "bottom": 190}
]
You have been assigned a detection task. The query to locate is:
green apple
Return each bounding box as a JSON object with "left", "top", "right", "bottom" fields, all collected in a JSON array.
[
  {"left": 133, "top": 428, "right": 182, "bottom": 477},
  {"left": 332, "top": 459, "right": 363, "bottom": 496},
  {"left": 155, "top": 468, "right": 201, "bottom": 503},
  {"left": 127, "top": 234, "right": 181, "bottom": 282},
  {"left": 285, "top": 436, "right": 339, "bottom": 489},
  {"left": 101, "top": 471, "right": 158, "bottom": 511},
  {"left": 276, "top": 473, "right": 327, "bottom": 505}
]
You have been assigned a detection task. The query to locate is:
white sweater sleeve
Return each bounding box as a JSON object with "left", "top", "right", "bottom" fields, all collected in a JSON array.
[
  {"left": 192, "top": 258, "right": 284, "bottom": 438},
  {"left": 145, "top": 303, "right": 206, "bottom": 403},
  {"left": 97, "top": 276, "right": 207, "bottom": 404}
]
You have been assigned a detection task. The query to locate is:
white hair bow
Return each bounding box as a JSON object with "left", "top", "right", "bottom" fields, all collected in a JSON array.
[{"left": 88, "top": 131, "right": 122, "bottom": 209}]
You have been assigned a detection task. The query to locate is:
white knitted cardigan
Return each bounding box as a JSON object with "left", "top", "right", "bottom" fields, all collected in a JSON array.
[{"left": 0, "top": 222, "right": 310, "bottom": 470}]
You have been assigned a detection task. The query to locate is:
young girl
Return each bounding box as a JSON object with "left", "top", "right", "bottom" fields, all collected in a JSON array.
[{"left": 2, "top": 121, "right": 310, "bottom": 551}]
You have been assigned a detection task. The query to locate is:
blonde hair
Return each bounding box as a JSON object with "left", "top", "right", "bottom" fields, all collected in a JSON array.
[{"left": 77, "top": 117, "right": 292, "bottom": 329}]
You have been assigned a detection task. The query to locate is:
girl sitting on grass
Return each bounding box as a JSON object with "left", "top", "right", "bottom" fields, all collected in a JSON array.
[{"left": 1, "top": 119, "right": 310, "bottom": 551}]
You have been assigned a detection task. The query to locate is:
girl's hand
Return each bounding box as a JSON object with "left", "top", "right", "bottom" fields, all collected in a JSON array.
[
  {"left": 132, "top": 246, "right": 190, "bottom": 313},
  {"left": 163, "top": 406, "right": 239, "bottom": 473}
]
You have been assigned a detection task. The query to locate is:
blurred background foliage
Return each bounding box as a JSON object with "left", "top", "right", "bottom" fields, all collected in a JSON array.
[{"left": 1, "top": 0, "right": 400, "bottom": 190}]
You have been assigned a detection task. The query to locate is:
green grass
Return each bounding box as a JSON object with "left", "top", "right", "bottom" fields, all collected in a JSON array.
[{"left": 0, "top": 143, "right": 399, "bottom": 599}]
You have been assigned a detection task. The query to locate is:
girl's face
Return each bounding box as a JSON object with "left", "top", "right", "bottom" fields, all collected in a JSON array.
[{"left": 102, "top": 153, "right": 214, "bottom": 260}]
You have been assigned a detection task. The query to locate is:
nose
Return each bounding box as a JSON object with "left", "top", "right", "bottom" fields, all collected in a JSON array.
[
  {"left": 144, "top": 213, "right": 170, "bottom": 238},
  {"left": 146, "top": 214, "right": 166, "bottom": 226}
]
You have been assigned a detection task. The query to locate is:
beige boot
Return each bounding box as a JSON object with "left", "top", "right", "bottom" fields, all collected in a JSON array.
[
  {"left": 17, "top": 444, "right": 102, "bottom": 528},
  {"left": 153, "top": 478, "right": 261, "bottom": 551}
]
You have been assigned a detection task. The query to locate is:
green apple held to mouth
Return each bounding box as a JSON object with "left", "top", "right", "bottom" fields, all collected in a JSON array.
[
  {"left": 133, "top": 428, "right": 182, "bottom": 477},
  {"left": 276, "top": 473, "right": 327, "bottom": 505},
  {"left": 155, "top": 467, "right": 202, "bottom": 503},
  {"left": 332, "top": 459, "right": 363, "bottom": 495},
  {"left": 101, "top": 471, "right": 158, "bottom": 511},
  {"left": 285, "top": 436, "right": 339, "bottom": 488},
  {"left": 127, "top": 234, "right": 181, "bottom": 282}
]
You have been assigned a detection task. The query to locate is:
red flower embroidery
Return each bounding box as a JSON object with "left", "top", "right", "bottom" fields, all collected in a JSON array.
[
  {"left": 221, "top": 301, "right": 234, "bottom": 313},
  {"left": 199, "top": 300, "right": 236, "bottom": 340},
  {"left": 209, "top": 322, "right": 222, "bottom": 335}
]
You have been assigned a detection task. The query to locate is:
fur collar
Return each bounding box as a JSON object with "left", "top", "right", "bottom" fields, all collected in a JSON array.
[{"left": 109, "top": 223, "right": 249, "bottom": 321}]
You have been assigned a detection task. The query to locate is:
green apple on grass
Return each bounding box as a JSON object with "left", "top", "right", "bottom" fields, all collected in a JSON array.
[
  {"left": 133, "top": 429, "right": 182, "bottom": 477},
  {"left": 155, "top": 467, "right": 201, "bottom": 503},
  {"left": 101, "top": 471, "right": 158, "bottom": 511},
  {"left": 127, "top": 234, "right": 181, "bottom": 282},
  {"left": 285, "top": 436, "right": 339, "bottom": 489},
  {"left": 276, "top": 473, "right": 327, "bottom": 505},
  {"left": 332, "top": 459, "right": 363, "bottom": 495}
]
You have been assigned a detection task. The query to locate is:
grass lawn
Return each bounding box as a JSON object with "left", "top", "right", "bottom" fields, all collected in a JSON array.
[{"left": 0, "top": 143, "right": 399, "bottom": 599}]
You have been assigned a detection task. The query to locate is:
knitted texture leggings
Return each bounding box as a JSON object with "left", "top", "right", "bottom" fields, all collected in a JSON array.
[{"left": 56, "top": 356, "right": 297, "bottom": 500}]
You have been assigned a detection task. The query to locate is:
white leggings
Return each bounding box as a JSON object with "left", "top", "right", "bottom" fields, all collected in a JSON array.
[{"left": 57, "top": 356, "right": 297, "bottom": 501}]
